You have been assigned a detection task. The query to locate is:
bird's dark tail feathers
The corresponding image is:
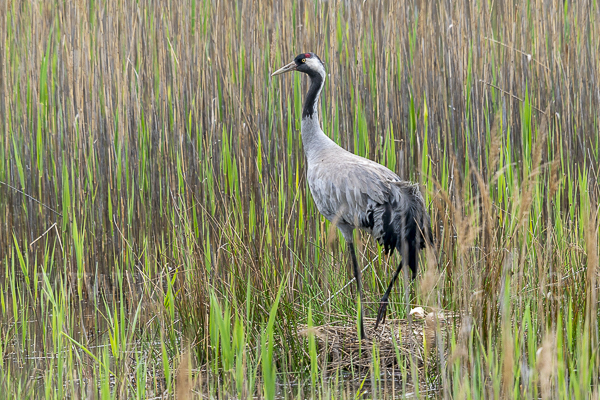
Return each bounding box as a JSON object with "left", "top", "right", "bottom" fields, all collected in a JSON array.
[
  {"left": 391, "top": 182, "right": 433, "bottom": 278},
  {"left": 397, "top": 206, "right": 432, "bottom": 279},
  {"left": 367, "top": 182, "right": 434, "bottom": 277}
]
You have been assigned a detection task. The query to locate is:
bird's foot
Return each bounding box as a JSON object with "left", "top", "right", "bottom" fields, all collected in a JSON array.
[
  {"left": 359, "top": 328, "right": 368, "bottom": 341},
  {"left": 374, "top": 298, "right": 389, "bottom": 329},
  {"left": 358, "top": 318, "right": 369, "bottom": 340}
]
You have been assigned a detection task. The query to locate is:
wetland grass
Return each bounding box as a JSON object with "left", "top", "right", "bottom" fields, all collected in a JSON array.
[{"left": 1, "top": 0, "right": 599, "bottom": 398}]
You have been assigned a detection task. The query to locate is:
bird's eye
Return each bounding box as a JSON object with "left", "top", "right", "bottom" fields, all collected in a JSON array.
[{"left": 302, "top": 58, "right": 306, "bottom": 63}]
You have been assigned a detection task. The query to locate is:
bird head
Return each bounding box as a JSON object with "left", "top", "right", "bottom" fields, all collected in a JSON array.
[{"left": 271, "top": 52, "right": 325, "bottom": 79}]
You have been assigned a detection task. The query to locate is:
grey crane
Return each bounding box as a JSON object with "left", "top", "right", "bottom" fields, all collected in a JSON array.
[{"left": 272, "top": 52, "right": 433, "bottom": 340}]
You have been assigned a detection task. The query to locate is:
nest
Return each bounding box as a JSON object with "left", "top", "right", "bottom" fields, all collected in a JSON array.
[{"left": 298, "top": 312, "right": 455, "bottom": 378}]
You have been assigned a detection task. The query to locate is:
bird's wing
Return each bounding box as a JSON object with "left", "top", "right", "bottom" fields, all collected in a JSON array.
[{"left": 307, "top": 156, "right": 400, "bottom": 227}]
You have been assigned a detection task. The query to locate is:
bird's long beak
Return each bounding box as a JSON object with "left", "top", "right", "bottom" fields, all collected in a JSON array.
[{"left": 271, "top": 61, "right": 297, "bottom": 77}]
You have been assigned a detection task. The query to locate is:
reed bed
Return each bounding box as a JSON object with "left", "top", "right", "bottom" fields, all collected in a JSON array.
[
  {"left": 1, "top": 0, "right": 599, "bottom": 398},
  {"left": 297, "top": 312, "right": 455, "bottom": 374}
]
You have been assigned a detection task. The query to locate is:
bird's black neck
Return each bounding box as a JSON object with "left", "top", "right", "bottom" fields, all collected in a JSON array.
[{"left": 302, "top": 72, "right": 324, "bottom": 120}]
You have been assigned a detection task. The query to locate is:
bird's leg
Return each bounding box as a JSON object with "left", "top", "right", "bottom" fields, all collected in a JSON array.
[
  {"left": 374, "top": 260, "right": 403, "bottom": 329},
  {"left": 347, "top": 242, "right": 367, "bottom": 340}
]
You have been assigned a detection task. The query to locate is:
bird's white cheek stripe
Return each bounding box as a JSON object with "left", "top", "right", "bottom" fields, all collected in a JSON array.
[{"left": 306, "top": 58, "right": 326, "bottom": 78}]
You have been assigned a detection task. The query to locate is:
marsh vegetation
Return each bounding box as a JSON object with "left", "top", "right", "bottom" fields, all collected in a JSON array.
[{"left": 1, "top": 0, "right": 599, "bottom": 398}]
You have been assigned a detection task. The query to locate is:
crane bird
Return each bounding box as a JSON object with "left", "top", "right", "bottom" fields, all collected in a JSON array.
[{"left": 272, "top": 52, "right": 433, "bottom": 340}]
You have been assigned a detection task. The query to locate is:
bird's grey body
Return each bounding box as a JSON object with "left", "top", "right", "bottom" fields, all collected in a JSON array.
[
  {"left": 307, "top": 145, "right": 427, "bottom": 241},
  {"left": 273, "top": 53, "right": 433, "bottom": 339}
]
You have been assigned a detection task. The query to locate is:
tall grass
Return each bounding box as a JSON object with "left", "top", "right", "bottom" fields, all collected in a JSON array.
[{"left": 1, "top": 0, "right": 599, "bottom": 398}]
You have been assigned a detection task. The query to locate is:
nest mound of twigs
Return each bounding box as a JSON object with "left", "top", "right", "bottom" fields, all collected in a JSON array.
[{"left": 298, "top": 312, "right": 456, "bottom": 375}]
